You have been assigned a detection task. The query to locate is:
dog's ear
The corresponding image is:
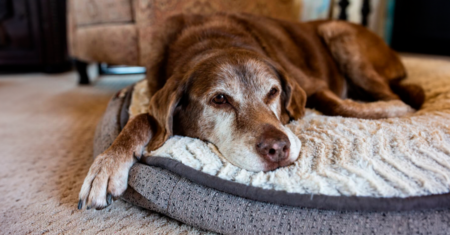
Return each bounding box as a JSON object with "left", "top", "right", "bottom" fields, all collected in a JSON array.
[
  {"left": 276, "top": 66, "right": 307, "bottom": 124},
  {"left": 147, "top": 76, "right": 186, "bottom": 151}
]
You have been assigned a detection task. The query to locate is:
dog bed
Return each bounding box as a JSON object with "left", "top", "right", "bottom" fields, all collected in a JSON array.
[{"left": 94, "top": 56, "right": 450, "bottom": 234}]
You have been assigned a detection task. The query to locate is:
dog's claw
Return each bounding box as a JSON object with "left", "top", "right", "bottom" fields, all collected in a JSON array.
[
  {"left": 107, "top": 193, "right": 112, "bottom": 205},
  {"left": 79, "top": 151, "right": 133, "bottom": 210}
]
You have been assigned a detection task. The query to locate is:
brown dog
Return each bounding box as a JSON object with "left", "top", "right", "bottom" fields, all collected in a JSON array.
[{"left": 78, "top": 13, "right": 424, "bottom": 210}]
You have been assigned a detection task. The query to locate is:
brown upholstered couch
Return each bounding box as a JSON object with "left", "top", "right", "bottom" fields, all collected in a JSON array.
[{"left": 67, "top": 0, "right": 302, "bottom": 84}]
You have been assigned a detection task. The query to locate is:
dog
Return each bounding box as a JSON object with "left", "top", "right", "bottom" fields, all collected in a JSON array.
[{"left": 78, "top": 13, "right": 424, "bottom": 210}]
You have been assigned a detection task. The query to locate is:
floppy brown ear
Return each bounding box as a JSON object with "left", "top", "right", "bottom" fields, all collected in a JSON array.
[
  {"left": 147, "top": 77, "right": 186, "bottom": 151},
  {"left": 277, "top": 68, "right": 307, "bottom": 124}
]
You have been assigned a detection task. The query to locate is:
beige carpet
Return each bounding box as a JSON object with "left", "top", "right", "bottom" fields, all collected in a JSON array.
[{"left": 0, "top": 72, "right": 209, "bottom": 234}]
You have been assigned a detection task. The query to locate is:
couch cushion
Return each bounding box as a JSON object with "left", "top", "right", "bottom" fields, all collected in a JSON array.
[
  {"left": 72, "top": 24, "right": 138, "bottom": 65},
  {"left": 73, "top": 0, "right": 133, "bottom": 26},
  {"left": 133, "top": 0, "right": 301, "bottom": 27}
]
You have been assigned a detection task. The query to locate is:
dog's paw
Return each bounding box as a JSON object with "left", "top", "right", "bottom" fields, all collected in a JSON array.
[
  {"left": 78, "top": 152, "right": 135, "bottom": 210},
  {"left": 384, "top": 100, "right": 415, "bottom": 118}
]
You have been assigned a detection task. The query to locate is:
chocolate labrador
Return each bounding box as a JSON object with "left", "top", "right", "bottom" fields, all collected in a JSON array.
[{"left": 78, "top": 13, "right": 424, "bottom": 210}]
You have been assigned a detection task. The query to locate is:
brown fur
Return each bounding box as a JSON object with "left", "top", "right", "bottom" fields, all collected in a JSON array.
[{"left": 78, "top": 13, "right": 424, "bottom": 210}]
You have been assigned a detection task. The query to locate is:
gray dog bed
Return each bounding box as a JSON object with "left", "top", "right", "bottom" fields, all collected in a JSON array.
[{"left": 93, "top": 56, "right": 450, "bottom": 234}]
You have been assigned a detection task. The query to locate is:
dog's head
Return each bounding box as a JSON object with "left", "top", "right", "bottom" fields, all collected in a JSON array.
[{"left": 147, "top": 51, "right": 306, "bottom": 171}]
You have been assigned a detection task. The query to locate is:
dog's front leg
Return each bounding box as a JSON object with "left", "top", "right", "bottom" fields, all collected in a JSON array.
[
  {"left": 308, "top": 90, "right": 414, "bottom": 119},
  {"left": 78, "top": 113, "right": 154, "bottom": 210}
]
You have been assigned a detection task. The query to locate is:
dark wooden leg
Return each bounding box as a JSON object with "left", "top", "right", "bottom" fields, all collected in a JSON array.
[
  {"left": 338, "top": 0, "right": 371, "bottom": 27},
  {"left": 338, "top": 0, "right": 349, "bottom": 20},
  {"left": 75, "top": 59, "right": 89, "bottom": 85},
  {"left": 361, "top": 0, "right": 371, "bottom": 27}
]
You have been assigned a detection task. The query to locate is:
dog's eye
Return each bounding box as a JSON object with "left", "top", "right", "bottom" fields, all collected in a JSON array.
[
  {"left": 269, "top": 88, "right": 278, "bottom": 97},
  {"left": 212, "top": 94, "right": 227, "bottom": 104}
]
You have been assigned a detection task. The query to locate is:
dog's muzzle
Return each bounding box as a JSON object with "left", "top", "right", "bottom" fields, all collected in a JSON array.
[{"left": 256, "top": 125, "right": 291, "bottom": 164}]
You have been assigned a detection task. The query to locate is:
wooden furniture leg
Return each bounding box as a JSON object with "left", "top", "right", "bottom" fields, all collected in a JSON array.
[
  {"left": 338, "top": 0, "right": 349, "bottom": 20},
  {"left": 361, "top": 0, "right": 371, "bottom": 26},
  {"left": 75, "top": 59, "right": 90, "bottom": 85}
]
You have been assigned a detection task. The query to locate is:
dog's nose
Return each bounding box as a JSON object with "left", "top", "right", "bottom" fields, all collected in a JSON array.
[{"left": 256, "top": 126, "right": 290, "bottom": 163}]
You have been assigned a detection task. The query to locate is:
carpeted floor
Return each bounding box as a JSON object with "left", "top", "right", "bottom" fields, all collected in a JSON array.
[{"left": 0, "top": 71, "right": 209, "bottom": 234}]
